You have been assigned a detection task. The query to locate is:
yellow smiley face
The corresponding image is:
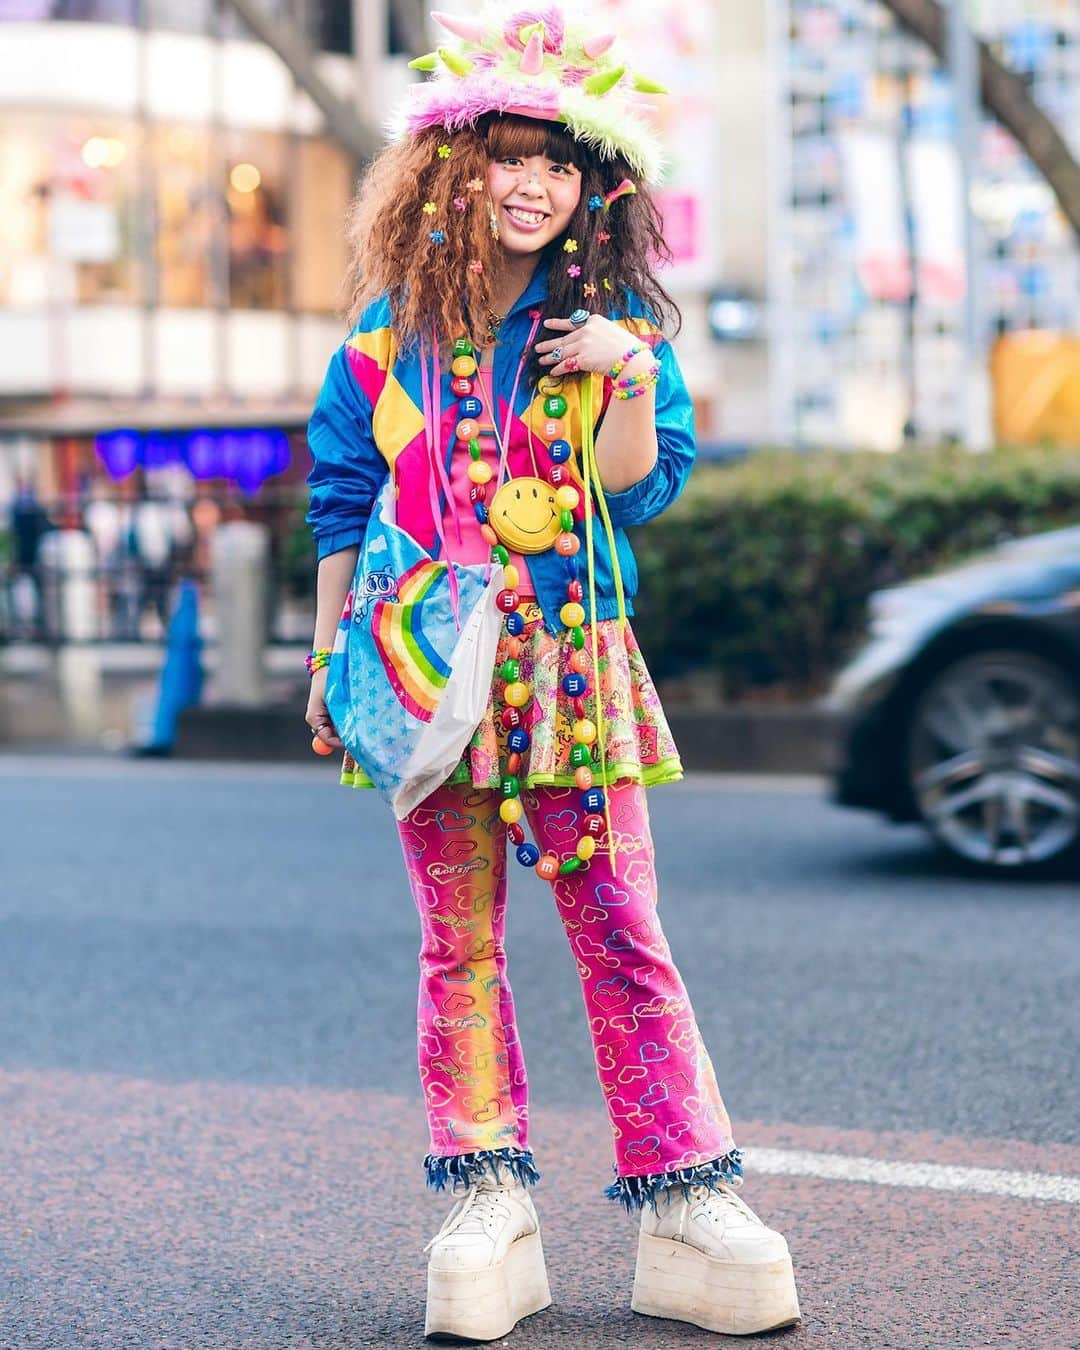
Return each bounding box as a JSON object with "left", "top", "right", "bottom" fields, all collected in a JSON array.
[{"left": 489, "top": 477, "right": 561, "bottom": 554}]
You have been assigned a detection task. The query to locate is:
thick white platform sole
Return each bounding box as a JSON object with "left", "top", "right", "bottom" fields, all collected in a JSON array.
[
  {"left": 425, "top": 1229, "right": 552, "bottom": 1342},
  {"left": 631, "top": 1229, "right": 801, "bottom": 1337}
]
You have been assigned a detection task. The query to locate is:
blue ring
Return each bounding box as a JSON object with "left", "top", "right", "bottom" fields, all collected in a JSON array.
[{"left": 569, "top": 308, "right": 589, "bottom": 327}]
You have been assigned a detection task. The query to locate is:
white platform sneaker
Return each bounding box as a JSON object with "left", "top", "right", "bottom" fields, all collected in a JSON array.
[
  {"left": 423, "top": 1176, "right": 551, "bottom": 1341},
  {"left": 632, "top": 1182, "right": 801, "bottom": 1336}
]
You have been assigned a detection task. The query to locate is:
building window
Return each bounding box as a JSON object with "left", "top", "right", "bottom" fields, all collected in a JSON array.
[
  {"left": 155, "top": 125, "right": 215, "bottom": 307},
  {"left": 0, "top": 113, "right": 140, "bottom": 308},
  {"left": 224, "top": 130, "right": 287, "bottom": 310},
  {"left": 292, "top": 136, "right": 351, "bottom": 313}
]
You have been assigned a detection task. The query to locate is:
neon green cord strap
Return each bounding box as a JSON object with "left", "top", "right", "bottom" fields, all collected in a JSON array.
[{"left": 579, "top": 374, "right": 627, "bottom": 868}]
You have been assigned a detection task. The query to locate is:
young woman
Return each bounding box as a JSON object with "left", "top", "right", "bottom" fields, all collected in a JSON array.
[{"left": 304, "top": 7, "right": 800, "bottom": 1340}]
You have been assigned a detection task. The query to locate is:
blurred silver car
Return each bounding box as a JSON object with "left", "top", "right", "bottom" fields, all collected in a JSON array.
[{"left": 827, "top": 527, "right": 1080, "bottom": 872}]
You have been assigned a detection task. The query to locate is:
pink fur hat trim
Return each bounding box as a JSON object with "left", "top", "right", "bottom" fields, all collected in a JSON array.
[{"left": 403, "top": 73, "right": 561, "bottom": 136}]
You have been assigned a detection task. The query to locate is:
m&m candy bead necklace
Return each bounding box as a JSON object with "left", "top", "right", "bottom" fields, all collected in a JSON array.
[{"left": 452, "top": 332, "right": 607, "bottom": 877}]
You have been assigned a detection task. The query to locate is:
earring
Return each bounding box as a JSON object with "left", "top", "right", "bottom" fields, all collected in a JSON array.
[{"left": 488, "top": 200, "right": 500, "bottom": 240}]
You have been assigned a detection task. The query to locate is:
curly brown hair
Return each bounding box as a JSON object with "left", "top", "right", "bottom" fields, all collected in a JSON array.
[{"left": 344, "top": 115, "right": 680, "bottom": 366}]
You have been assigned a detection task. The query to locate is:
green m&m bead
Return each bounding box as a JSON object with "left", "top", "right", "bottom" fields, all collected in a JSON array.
[
  {"left": 570, "top": 743, "right": 591, "bottom": 768},
  {"left": 559, "top": 508, "right": 574, "bottom": 532},
  {"left": 492, "top": 545, "right": 510, "bottom": 565},
  {"left": 544, "top": 394, "right": 568, "bottom": 418},
  {"left": 501, "top": 774, "right": 520, "bottom": 798},
  {"left": 501, "top": 658, "right": 520, "bottom": 682},
  {"left": 453, "top": 337, "right": 473, "bottom": 356},
  {"left": 469, "top": 438, "right": 482, "bottom": 460},
  {"left": 559, "top": 856, "right": 584, "bottom": 874},
  {"left": 571, "top": 626, "right": 586, "bottom": 650}
]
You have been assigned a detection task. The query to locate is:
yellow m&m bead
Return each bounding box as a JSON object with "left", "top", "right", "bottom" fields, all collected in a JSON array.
[
  {"left": 503, "top": 563, "right": 520, "bottom": 590},
  {"left": 467, "top": 460, "right": 493, "bottom": 485},
  {"left": 573, "top": 718, "right": 597, "bottom": 745},
  {"left": 554, "top": 485, "right": 580, "bottom": 512},
  {"left": 576, "top": 836, "right": 597, "bottom": 861},
  {"left": 560, "top": 601, "right": 585, "bottom": 628},
  {"left": 505, "top": 681, "right": 530, "bottom": 707},
  {"left": 452, "top": 354, "right": 478, "bottom": 378},
  {"left": 499, "top": 797, "right": 523, "bottom": 824}
]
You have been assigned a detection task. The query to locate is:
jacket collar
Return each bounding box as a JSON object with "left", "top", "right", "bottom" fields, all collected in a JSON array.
[{"left": 506, "top": 256, "right": 551, "bottom": 320}]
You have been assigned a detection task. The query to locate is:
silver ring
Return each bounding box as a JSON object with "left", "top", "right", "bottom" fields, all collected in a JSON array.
[
  {"left": 551, "top": 346, "right": 564, "bottom": 362},
  {"left": 569, "top": 308, "right": 589, "bottom": 327}
]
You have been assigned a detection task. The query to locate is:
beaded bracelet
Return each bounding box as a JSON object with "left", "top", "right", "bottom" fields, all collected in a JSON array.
[
  {"left": 305, "top": 648, "right": 332, "bottom": 676},
  {"left": 613, "top": 362, "right": 661, "bottom": 399},
  {"left": 608, "top": 344, "right": 647, "bottom": 381},
  {"left": 616, "top": 360, "right": 661, "bottom": 390}
]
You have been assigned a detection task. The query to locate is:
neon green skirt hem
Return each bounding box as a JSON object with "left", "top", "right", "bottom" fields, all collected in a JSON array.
[{"left": 340, "top": 755, "right": 684, "bottom": 792}]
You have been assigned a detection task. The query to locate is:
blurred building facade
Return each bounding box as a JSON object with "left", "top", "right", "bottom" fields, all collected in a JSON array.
[{"left": 770, "top": 0, "right": 1080, "bottom": 448}]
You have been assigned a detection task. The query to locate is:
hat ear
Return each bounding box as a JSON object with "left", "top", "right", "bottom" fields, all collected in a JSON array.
[
  {"left": 430, "top": 10, "right": 486, "bottom": 43},
  {"left": 582, "top": 32, "right": 615, "bottom": 60}
]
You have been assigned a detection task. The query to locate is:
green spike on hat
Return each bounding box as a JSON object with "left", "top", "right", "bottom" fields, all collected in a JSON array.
[{"left": 388, "top": 4, "right": 669, "bottom": 185}]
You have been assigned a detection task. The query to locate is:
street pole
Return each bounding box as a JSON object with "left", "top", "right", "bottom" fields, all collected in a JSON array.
[
  {"left": 353, "top": 0, "right": 389, "bottom": 148},
  {"left": 948, "top": 0, "right": 992, "bottom": 450}
]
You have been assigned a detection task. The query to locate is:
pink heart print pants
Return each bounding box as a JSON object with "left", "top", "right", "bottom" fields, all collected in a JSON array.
[{"left": 397, "top": 777, "right": 743, "bottom": 1209}]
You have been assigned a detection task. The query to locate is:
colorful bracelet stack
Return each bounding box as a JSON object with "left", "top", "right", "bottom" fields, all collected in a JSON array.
[
  {"left": 608, "top": 344, "right": 661, "bottom": 400},
  {"left": 305, "top": 648, "right": 332, "bottom": 676}
]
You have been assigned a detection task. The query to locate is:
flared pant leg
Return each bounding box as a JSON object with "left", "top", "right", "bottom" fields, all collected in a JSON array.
[
  {"left": 523, "top": 780, "right": 742, "bottom": 1208},
  {"left": 397, "top": 782, "right": 537, "bottom": 1192}
]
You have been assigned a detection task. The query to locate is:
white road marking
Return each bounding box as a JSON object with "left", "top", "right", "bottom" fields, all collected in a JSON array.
[{"left": 746, "top": 1147, "right": 1080, "bottom": 1204}]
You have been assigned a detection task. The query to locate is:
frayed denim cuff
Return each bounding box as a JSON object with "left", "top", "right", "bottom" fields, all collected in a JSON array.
[
  {"left": 605, "top": 1148, "right": 744, "bottom": 1212},
  {"left": 424, "top": 1147, "right": 540, "bottom": 1193}
]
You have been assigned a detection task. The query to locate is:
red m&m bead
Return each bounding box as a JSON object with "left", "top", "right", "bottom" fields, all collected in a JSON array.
[
  {"left": 567, "top": 578, "right": 583, "bottom": 603},
  {"left": 452, "top": 377, "right": 473, "bottom": 396},
  {"left": 469, "top": 484, "right": 487, "bottom": 504},
  {"left": 548, "top": 464, "right": 570, "bottom": 487},
  {"left": 507, "top": 822, "right": 526, "bottom": 846},
  {"left": 573, "top": 696, "right": 587, "bottom": 719},
  {"left": 583, "top": 813, "right": 606, "bottom": 838},
  {"left": 496, "top": 589, "right": 519, "bottom": 613},
  {"left": 501, "top": 707, "right": 523, "bottom": 730}
]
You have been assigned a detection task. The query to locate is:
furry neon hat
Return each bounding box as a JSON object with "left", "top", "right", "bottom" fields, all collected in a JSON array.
[{"left": 388, "top": 4, "right": 669, "bottom": 186}]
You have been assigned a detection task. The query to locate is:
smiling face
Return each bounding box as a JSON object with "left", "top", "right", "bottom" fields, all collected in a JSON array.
[
  {"left": 490, "top": 477, "right": 562, "bottom": 554},
  {"left": 486, "top": 150, "right": 582, "bottom": 258}
]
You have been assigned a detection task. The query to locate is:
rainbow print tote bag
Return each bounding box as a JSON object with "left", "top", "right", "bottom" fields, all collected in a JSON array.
[{"left": 325, "top": 478, "right": 503, "bottom": 818}]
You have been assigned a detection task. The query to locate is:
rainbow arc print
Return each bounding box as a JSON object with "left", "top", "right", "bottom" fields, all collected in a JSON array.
[{"left": 371, "top": 560, "right": 452, "bottom": 722}]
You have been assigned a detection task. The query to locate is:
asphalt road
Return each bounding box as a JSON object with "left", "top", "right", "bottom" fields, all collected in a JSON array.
[{"left": 1, "top": 758, "right": 1077, "bottom": 1348}]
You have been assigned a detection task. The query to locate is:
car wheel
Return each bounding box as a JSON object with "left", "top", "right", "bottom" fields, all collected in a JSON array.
[{"left": 906, "top": 648, "right": 1080, "bottom": 871}]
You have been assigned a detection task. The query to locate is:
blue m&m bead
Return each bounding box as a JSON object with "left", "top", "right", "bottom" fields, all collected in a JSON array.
[
  {"left": 516, "top": 842, "right": 541, "bottom": 867},
  {"left": 562, "top": 672, "right": 587, "bottom": 697},
  {"left": 549, "top": 439, "right": 572, "bottom": 463},
  {"left": 474, "top": 503, "right": 488, "bottom": 523},
  {"left": 581, "top": 787, "right": 606, "bottom": 814},
  {"left": 507, "top": 727, "right": 530, "bottom": 753},
  {"left": 506, "top": 612, "right": 525, "bottom": 636},
  {"left": 459, "top": 396, "right": 483, "bottom": 418}
]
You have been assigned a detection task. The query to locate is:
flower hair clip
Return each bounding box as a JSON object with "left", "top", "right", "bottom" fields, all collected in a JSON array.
[
  {"left": 453, "top": 196, "right": 467, "bottom": 211},
  {"left": 437, "top": 143, "right": 452, "bottom": 158},
  {"left": 588, "top": 194, "right": 604, "bottom": 211},
  {"left": 567, "top": 263, "right": 581, "bottom": 277},
  {"left": 563, "top": 238, "right": 578, "bottom": 253},
  {"left": 429, "top": 229, "right": 446, "bottom": 244},
  {"left": 422, "top": 201, "right": 437, "bottom": 216},
  {"left": 467, "top": 259, "right": 483, "bottom": 274}
]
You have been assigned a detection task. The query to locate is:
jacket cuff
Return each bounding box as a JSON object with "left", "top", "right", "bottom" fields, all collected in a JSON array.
[
  {"left": 316, "top": 527, "right": 365, "bottom": 561},
  {"left": 600, "top": 459, "right": 663, "bottom": 528}
]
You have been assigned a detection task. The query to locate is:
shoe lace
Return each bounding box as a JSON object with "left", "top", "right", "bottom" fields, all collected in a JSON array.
[
  {"left": 423, "top": 1182, "right": 513, "bottom": 1253},
  {"left": 690, "top": 1183, "right": 757, "bottom": 1225}
]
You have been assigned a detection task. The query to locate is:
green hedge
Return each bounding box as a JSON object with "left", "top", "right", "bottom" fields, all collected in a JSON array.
[{"left": 629, "top": 444, "right": 1080, "bottom": 698}]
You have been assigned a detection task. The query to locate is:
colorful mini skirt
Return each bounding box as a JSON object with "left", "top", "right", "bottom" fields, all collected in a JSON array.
[{"left": 340, "top": 601, "right": 683, "bottom": 792}]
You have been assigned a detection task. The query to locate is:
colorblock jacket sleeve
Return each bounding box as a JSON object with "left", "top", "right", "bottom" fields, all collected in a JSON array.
[
  {"left": 599, "top": 328, "right": 697, "bottom": 531},
  {"left": 306, "top": 337, "right": 388, "bottom": 560}
]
